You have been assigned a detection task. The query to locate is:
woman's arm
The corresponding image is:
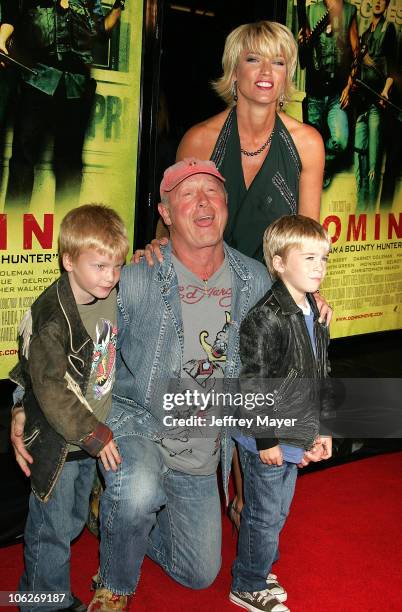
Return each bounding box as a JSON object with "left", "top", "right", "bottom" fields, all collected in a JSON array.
[
  {"left": 295, "top": 124, "right": 325, "bottom": 222},
  {"left": 280, "top": 115, "right": 324, "bottom": 221},
  {"left": 176, "top": 124, "right": 216, "bottom": 161},
  {"left": 176, "top": 111, "right": 228, "bottom": 161}
]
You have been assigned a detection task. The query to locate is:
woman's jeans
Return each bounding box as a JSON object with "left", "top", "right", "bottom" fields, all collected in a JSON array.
[
  {"left": 232, "top": 445, "right": 298, "bottom": 592},
  {"left": 19, "top": 457, "right": 96, "bottom": 611},
  {"left": 98, "top": 432, "right": 222, "bottom": 595},
  {"left": 5, "top": 79, "right": 95, "bottom": 210}
]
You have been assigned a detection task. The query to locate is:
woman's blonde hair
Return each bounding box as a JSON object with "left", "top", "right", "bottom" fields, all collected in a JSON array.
[
  {"left": 59, "top": 204, "right": 130, "bottom": 262},
  {"left": 212, "top": 21, "right": 298, "bottom": 109},
  {"left": 263, "top": 215, "right": 331, "bottom": 279}
]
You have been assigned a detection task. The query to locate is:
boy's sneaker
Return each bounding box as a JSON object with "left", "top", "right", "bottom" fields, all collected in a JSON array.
[
  {"left": 266, "top": 573, "right": 287, "bottom": 602},
  {"left": 229, "top": 589, "right": 290, "bottom": 612},
  {"left": 88, "top": 588, "right": 131, "bottom": 612}
]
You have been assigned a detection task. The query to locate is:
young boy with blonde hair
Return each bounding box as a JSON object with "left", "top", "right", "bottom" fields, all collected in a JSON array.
[
  {"left": 230, "top": 214, "right": 333, "bottom": 612},
  {"left": 10, "top": 204, "right": 129, "bottom": 612}
]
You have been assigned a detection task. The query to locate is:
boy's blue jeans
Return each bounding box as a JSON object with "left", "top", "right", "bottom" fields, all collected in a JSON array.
[
  {"left": 98, "top": 432, "right": 222, "bottom": 595},
  {"left": 232, "top": 445, "right": 298, "bottom": 592},
  {"left": 19, "top": 457, "right": 95, "bottom": 611}
]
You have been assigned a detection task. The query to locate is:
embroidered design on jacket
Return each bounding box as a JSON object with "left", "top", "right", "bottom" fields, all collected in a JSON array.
[
  {"left": 64, "top": 371, "right": 93, "bottom": 412},
  {"left": 19, "top": 308, "right": 33, "bottom": 359}
]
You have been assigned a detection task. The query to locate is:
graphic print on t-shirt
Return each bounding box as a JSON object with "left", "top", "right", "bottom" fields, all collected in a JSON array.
[
  {"left": 183, "top": 311, "right": 231, "bottom": 388},
  {"left": 91, "top": 319, "right": 117, "bottom": 400},
  {"left": 157, "top": 256, "right": 232, "bottom": 475}
]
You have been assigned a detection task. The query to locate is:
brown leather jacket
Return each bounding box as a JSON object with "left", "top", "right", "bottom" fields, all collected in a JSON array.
[{"left": 10, "top": 273, "right": 112, "bottom": 501}]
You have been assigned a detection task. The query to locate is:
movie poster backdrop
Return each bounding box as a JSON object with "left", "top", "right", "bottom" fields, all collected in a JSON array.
[
  {"left": 0, "top": 1, "right": 143, "bottom": 379},
  {"left": 286, "top": 0, "right": 401, "bottom": 338},
  {"left": 0, "top": 1, "right": 401, "bottom": 379}
]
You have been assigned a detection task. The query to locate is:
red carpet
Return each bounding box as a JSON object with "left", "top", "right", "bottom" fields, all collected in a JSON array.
[{"left": 1, "top": 452, "right": 402, "bottom": 611}]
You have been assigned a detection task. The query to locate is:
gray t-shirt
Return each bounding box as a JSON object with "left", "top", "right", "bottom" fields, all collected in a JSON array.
[
  {"left": 157, "top": 255, "right": 232, "bottom": 475},
  {"left": 68, "top": 289, "right": 117, "bottom": 453}
]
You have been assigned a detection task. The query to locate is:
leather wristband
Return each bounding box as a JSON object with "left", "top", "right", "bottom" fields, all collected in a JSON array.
[
  {"left": 81, "top": 422, "right": 113, "bottom": 456},
  {"left": 113, "top": 0, "right": 125, "bottom": 9}
]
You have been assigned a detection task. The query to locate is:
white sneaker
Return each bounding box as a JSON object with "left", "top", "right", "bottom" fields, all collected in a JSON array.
[
  {"left": 229, "top": 589, "right": 290, "bottom": 612},
  {"left": 266, "top": 573, "right": 287, "bottom": 602}
]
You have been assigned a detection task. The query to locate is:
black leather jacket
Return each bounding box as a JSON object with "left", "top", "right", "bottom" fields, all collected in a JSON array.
[
  {"left": 10, "top": 273, "right": 112, "bottom": 502},
  {"left": 239, "top": 279, "right": 331, "bottom": 451}
]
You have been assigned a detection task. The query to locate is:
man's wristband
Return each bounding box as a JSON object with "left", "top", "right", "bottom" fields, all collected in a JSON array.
[{"left": 113, "top": 0, "right": 125, "bottom": 9}]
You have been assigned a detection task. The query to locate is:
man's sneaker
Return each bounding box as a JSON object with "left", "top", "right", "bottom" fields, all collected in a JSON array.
[
  {"left": 88, "top": 588, "right": 131, "bottom": 612},
  {"left": 266, "top": 573, "right": 287, "bottom": 602},
  {"left": 229, "top": 589, "right": 289, "bottom": 612}
]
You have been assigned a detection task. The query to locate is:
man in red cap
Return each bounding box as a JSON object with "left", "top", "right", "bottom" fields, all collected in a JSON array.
[{"left": 12, "top": 159, "right": 272, "bottom": 611}]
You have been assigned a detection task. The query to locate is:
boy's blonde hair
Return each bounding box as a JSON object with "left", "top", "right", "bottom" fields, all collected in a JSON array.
[
  {"left": 263, "top": 215, "right": 331, "bottom": 279},
  {"left": 59, "top": 204, "right": 130, "bottom": 262},
  {"left": 212, "top": 21, "right": 297, "bottom": 109}
]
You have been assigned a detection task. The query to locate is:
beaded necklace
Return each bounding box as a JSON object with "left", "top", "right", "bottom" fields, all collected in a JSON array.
[{"left": 240, "top": 128, "right": 275, "bottom": 157}]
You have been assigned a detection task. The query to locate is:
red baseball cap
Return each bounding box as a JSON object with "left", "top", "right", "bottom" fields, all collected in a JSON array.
[{"left": 160, "top": 158, "right": 225, "bottom": 198}]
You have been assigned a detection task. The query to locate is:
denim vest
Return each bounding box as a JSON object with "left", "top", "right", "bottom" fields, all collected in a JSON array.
[
  {"left": 17, "top": 0, "right": 104, "bottom": 64},
  {"left": 307, "top": 1, "right": 356, "bottom": 95},
  {"left": 113, "top": 243, "right": 271, "bottom": 500}
]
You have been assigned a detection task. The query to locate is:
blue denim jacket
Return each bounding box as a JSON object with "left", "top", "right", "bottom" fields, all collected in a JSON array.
[{"left": 113, "top": 243, "right": 271, "bottom": 501}]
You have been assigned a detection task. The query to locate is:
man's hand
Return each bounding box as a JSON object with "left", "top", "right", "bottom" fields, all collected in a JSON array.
[
  {"left": 297, "top": 27, "right": 308, "bottom": 47},
  {"left": 259, "top": 445, "right": 283, "bottom": 466},
  {"left": 340, "top": 84, "right": 350, "bottom": 109},
  {"left": 10, "top": 407, "right": 33, "bottom": 477},
  {"left": 0, "top": 24, "right": 14, "bottom": 64},
  {"left": 379, "top": 90, "right": 389, "bottom": 108},
  {"left": 314, "top": 291, "right": 333, "bottom": 325},
  {"left": 98, "top": 439, "right": 121, "bottom": 472},
  {"left": 131, "top": 237, "right": 168, "bottom": 265},
  {"left": 104, "top": 1, "right": 124, "bottom": 33}
]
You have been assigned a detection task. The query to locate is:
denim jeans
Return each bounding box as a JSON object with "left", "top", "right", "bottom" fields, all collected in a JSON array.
[
  {"left": 307, "top": 95, "right": 349, "bottom": 173},
  {"left": 0, "top": 70, "right": 17, "bottom": 126},
  {"left": 354, "top": 105, "right": 383, "bottom": 211},
  {"left": 5, "top": 78, "right": 95, "bottom": 210},
  {"left": 231, "top": 445, "right": 298, "bottom": 592},
  {"left": 98, "top": 405, "right": 222, "bottom": 595},
  {"left": 20, "top": 457, "right": 96, "bottom": 611}
]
